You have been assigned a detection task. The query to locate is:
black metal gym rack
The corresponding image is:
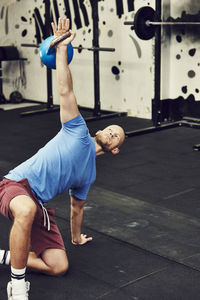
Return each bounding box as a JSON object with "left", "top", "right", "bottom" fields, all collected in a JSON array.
[
  {"left": 20, "top": 0, "right": 126, "bottom": 121},
  {"left": 126, "top": 0, "right": 200, "bottom": 138},
  {"left": 0, "top": 47, "right": 27, "bottom": 105}
]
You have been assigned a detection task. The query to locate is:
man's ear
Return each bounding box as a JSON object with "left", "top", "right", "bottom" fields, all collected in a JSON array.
[
  {"left": 95, "top": 130, "right": 101, "bottom": 136},
  {"left": 111, "top": 148, "right": 119, "bottom": 155}
]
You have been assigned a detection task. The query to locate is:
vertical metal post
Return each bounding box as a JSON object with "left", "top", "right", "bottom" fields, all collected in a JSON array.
[
  {"left": 152, "top": 0, "right": 162, "bottom": 126},
  {"left": 45, "top": 0, "right": 53, "bottom": 108},
  {"left": 46, "top": 68, "right": 53, "bottom": 108},
  {"left": 90, "top": 0, "right": 101, "bottom": 116},
  {"left": 0, "top": 61, "right": 3, "bottom": 103}
]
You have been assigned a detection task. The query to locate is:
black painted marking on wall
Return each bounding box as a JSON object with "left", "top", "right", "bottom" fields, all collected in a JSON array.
[
  {"left": 176, "top": 54, "right": 181, "bottom": 60},
  {"left": 34, "top": 8, "right": 46, "bottom": 40},
  {"left": 45, "top": 0, "right": 53, "bottom": 37},
  {"left": 21, "top": 29, "right": 27, "bottom": 37},
  {"left": 188, "top": 70, "right": 196, "bottom": 78},
  {"left": 21, "top": 16, "right": 27, "bottom": 22},
  {"left": 127, "top": 0, "right": 134, "bottom": 12},
  {"left": 116, "top": 0, "right": 134, "bottom": 18},
  {"left": 108, "top": 29, "right": 113, "bottom": 37},
  {"left": 31, "top": 0, "right": 137, "bottom": 41},
  {"left": 50, "top": 10, "right": 54, "bottom": 29},
  {"left": 33, "top": 12, "right": 42, "bottom": 44},
  {"left": 112, "top": 66, "right": 120, "bottom": 75},
  {"left": 182, "top": 86, "right": 187, "bottom": 94},
  {"left": 53, "top": 0, "right": 59, "bottom": 25},
  {"left": 4, "top": 0, "right": 138, "bottom": 59},
  {"left": 189, "top": 48, "right": 196, "bottom": 57},
  {"left": 176, "top": 35, "right": 182, "bottom": 43},
  {"left": 1, "top": 6, "right": 5, "bottom": 19},
  {"left": 63, "top": 0, "right": 72, "bottom": 26},
  {"left": 72, "top": 0, "right": 82, "bottom": 29},
  {"left": 5, "top": 6, "right": 8, "bottom": 34},
  {"left": 79, "top": 0, "right": 89, "bottom": 27},
  {"left": 195, "top": 88, "right": 199, "bottom": 93},
  {"left": 116, "top": 0, "right": 124, "bottom": 18}
]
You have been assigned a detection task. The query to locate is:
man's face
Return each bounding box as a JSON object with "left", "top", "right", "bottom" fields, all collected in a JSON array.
[{"left": 95, "top": 125, "right": 125, "bottom": 154}]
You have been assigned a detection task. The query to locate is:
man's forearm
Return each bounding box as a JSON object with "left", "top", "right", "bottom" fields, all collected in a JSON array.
[
  {"left": 70, "top": 205, "right": 84, "bottom": 244},
  {"left": 56, "top": 46, "right": 73, "bottom": 96},
  {"left": 56, "top": 45, "right": 79, "bottom": 123}
]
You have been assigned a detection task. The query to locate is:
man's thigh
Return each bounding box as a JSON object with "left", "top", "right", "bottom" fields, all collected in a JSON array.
[{"left": 0, "top": 178, "right": 36, "bottom": 220}]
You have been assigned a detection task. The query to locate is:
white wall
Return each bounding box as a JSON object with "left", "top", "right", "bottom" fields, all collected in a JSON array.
[
  {"left": 161, "top": 0, "right": 200, "bottom": 100},
  {"left": 0, "top": 0, "right": 155, "bottom": 119}
]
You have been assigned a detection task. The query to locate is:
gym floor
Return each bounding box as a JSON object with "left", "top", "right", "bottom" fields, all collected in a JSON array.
[{"left": 1, "top": 104, "right": 200, "bottom": 300}]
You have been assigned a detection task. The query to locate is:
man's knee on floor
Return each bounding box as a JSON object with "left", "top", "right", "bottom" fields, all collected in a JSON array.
[
  {"left": 49, "top": 260, "right": 69, "bottom": 276},
  {"left": 41, "top": 249, "right": 69, "bottom": 276}
]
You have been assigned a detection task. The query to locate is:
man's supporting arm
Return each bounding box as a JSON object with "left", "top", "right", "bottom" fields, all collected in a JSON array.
[{"left": 70, "top": 195, "right": 93, "bottom": 245}]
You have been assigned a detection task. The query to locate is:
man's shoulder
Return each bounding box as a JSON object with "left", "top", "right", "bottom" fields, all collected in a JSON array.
[
  {"left": 61, "top": 114, "right": 90, "bottom": 138},
  {"left": 62, "top": 113, "right": 86, "bottom": 128}
]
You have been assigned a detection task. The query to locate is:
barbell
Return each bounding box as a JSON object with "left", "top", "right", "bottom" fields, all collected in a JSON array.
[
  {"left": 35, "top": 33, "right": 115, "bottom": 69},
  {"left": 73, "top": 45, "right": 115, "bottom": 52},
  {"left": 124, "top": 6, "right": 200, "bottom": 40}
]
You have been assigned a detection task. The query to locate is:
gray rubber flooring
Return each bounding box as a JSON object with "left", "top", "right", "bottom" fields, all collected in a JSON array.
[{"left": 0, "top": 104, "right": 200, "bottom": 299}]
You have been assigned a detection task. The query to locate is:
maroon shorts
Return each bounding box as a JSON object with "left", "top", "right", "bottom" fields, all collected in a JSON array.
[{"left": 0, "top": 178, "right": 65, "bottom": 257}]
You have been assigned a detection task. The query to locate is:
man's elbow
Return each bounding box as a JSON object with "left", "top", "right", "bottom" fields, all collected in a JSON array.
[{"left": 59, "top": 88, "right": 72, "bottom": 98}]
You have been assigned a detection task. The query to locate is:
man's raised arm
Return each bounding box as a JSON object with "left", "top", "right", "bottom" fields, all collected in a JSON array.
[{"left": 51, "top": 18, "right": 79, "bottom": 123}]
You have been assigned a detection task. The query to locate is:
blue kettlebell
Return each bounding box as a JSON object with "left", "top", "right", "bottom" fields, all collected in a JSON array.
[{"left": 39, "top": 35, "right": 74, "bottom": 69}]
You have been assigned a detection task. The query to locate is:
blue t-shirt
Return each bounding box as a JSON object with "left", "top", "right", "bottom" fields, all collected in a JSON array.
[{"left": 5, "top": 114, "right": 96, "bottom": 202}]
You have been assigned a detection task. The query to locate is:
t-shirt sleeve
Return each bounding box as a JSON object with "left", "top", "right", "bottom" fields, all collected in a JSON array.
[
  {"left": 69, "top": 183, "right": 91, "bottom": 200},
  {"left": 62, "top": 114, "right": 88, "bottom": 134}
]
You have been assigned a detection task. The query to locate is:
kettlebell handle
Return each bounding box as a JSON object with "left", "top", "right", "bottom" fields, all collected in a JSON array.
[{"left": 49, "top": 31, "right": 71, "bottom": 50}]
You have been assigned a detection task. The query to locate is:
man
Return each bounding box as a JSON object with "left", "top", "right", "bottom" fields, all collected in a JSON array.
[{"left": 0, "top": 18, "right": 125, "bottom": 300}]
